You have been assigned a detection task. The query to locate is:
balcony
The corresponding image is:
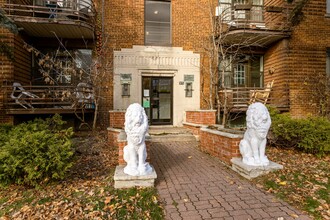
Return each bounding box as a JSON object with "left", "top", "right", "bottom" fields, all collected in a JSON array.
[
  {"left": 3, "top": 0, "right": 96, "bottom": 39},
  {"left": 219, "top": 86, "right": 290, "bottom": 113},
  {"left": 216, "top": 4, "right": 291, "bottom": 47},
  {"left": 2, "top": 83, "right": 95, "bottom": 115}
]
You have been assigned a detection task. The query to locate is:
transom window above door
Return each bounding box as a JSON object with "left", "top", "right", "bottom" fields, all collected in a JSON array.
[{"left": 145, "top": 0, "right": 171, "bottom": 46}]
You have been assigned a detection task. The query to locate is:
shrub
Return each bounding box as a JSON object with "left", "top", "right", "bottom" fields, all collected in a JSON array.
[
  {"left": 0, "top": 115, "right": 74, "bottom": 186},
  {"left": 268, "top": 108, "right": 330, "bottom": 155},
  {"left": 0, "top": 124, "right": 13, "bottom": 148}
]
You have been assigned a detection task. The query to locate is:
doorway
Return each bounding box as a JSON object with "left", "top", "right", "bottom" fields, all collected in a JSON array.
[{"left": 142, "top": 77, "right": 173, "bottom": 125}]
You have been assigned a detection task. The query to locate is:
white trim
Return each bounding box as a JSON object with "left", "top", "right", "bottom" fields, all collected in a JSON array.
[{"left": 141, "top": 70, "right": 176, "bottom": 77}]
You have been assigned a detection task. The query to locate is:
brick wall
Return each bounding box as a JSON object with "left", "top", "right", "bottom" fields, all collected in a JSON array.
[
  {"left": 109, "top": 110, "right": 126, "bottom": 129},
  {"left": 182, "top": 122, "right": 202, "bottom": 136},
  {"left": 263, "top": 0, "right": 330, "bottom": 117},
  {"left": 13, "top": 35, "right": 31, "bottom": 85},
  {"left": 172, "top": 0, "right": 216, "bottom": 109},
  {"left": 95, "top": 0, "right": 145, "bottom": 127},
  {"left": 0, "top": 25, "right": 15, "bottom": 124},
  {"left": 264, "top": 39, "right": 290, "bottom": 109},
  {"left": 185, "top": 110, "right": 216, "bottom": 125},
  {"left": 286, "top": 0, "right": 330, "bottom": 117},
  {"left": 0, "top": 5, "right": 31, "bottom": 124},
  {"left": 200, "top": 127, "right": 242, "bottom": 165},
  {"left": 107, "top": 128, "right": 151, "bottom": 165}
]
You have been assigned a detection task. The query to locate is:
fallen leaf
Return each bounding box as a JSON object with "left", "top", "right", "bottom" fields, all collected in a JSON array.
[
  {"left": 290, "top": 213, "right": 299, "bottom": 218},
  {"left": 104, "top": 197, "right": 112, "bottom": 204},
  {"left": 152, "top": 196, "right": 158, "bottom": 204}
]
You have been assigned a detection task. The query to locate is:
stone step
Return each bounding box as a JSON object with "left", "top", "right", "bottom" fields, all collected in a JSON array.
[
  {"left": 148, "top": 126, "right": 196, "bottom": 142},
  {"left": 149, "top": 133, "right": 196, "bottom": 142}
]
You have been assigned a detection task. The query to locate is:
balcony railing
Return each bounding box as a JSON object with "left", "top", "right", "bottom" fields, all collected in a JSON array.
[
  {"left": 2, "top": 84, "right": 95, "bottom": 114},
  {"left": 3, "top": 0, "right": 96, "bottom": 38},
  {"left": 216, "top": 4, "right": 290, "bottom": 31},
  {"left": 219, "top": 86, "right": 290, "bottom": 112},
  {"left": 5, "top": 0, "right": 95, "bottom": 21}
]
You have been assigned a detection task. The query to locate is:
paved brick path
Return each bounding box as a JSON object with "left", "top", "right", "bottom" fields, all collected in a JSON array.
[{"left": 150, "top": 141, "right": 311, "bottom": 220}]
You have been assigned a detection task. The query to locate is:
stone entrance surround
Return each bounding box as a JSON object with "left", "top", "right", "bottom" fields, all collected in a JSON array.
[{"left": 113, "top": 45, "right": 201, "bottom": 126}]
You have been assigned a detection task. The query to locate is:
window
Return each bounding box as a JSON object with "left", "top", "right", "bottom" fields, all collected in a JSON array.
[
  {"left": 234, "top": 63, "right": 245, "bottom": 85},
  {"left": 217, "top": 0, "right": 231, "bottom": 21},
  {"left": 185, "top": 82, "right": 193, "bottom": 97},
  {"left": 251, "top": 0, "right": 263, "bottom": 22},
  {"left": 220, "top": 55, "right": 263, "bottom": 88},
  {"left": 217, "top": 0, "right": 264, "bottom": 22},
  {"left": 122, "top": 83, "right": 130, "bottom": 97},
  {"left": 33, "top": 49, "right": 92, "bottom": 85},
  {"left": 219, "top": 57, "right": 232, "bottom": 88},
  {"left": 145, "top": 0, "right": 171, "bottom": 46},
  {"left": 327, "top": 0, "right": 330, "bottom": 14}
]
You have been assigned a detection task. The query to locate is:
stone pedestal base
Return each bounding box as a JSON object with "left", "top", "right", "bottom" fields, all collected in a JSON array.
[
  {"left": 114, "top": 165, "right": 157, "bottom": 189},
  {"left": 231, "top": 158, "right": 283, "bottom": 180}
]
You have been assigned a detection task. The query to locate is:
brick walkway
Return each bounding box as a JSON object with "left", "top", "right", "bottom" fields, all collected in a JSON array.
[{"left": 150, "top": 141, "right": 311, "bottom": 220}]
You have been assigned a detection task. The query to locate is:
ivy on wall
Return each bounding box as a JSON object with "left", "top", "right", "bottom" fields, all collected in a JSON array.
[{"left": 288, "top": 0, "right": 309, "bottom": 27}]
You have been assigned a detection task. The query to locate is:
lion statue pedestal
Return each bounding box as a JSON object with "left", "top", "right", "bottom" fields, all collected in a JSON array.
[
  {"left": 114, "top": 103, "right": 157, "bottom": 189},
  {"left": 231, "top": 102, "right": 283, "bottom": 179}
]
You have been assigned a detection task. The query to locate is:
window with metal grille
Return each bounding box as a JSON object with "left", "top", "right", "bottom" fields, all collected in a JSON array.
[
  {"left": 122, "top": 83, "right": 130, "bottom": 97},
  {"left": 185, "top": 82, "right": 193, "bottom": 97}
]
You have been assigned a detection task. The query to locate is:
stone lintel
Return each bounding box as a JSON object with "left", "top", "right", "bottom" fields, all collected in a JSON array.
[
  {"left": 231, "top": 157, "right": 283, "bottom": 180},
  {"left": 114, "top": 165, "right": 157, "bottom": 189}
]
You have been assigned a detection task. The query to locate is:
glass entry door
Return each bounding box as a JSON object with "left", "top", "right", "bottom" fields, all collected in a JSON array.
[{"left": 142, "top": 77, "right": 173, "bottom": 125}]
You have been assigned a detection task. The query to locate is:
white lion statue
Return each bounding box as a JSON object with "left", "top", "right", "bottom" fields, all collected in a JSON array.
[
  {"left": 123, "top": 103, "right": 153, "bottom": 176},
  {"left": 239, "top": 102, "right": 271, "bottom": 166}
]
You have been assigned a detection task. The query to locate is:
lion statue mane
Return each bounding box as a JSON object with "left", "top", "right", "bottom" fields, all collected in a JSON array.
[{"left": 239, "top": 102, "right": 271, "bottom": 166}]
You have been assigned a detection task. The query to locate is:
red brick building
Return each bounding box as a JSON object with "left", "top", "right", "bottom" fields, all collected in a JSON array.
[{"left": 0, "top": 0, "right": 329, "bottom": 126}]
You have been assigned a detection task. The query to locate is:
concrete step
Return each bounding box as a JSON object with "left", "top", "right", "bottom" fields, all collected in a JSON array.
[{"left": 148, "top": 126, "right": 196, "bottom": 142}]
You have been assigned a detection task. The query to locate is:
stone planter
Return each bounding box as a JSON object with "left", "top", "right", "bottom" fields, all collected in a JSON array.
[{"left": 200, "top": 126, "right": 243, "bottom": 165}]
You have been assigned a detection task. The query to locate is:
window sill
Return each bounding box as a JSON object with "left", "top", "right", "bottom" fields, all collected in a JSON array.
[{"left": 325, "top": 13, "right": 330, "bottom": 18}]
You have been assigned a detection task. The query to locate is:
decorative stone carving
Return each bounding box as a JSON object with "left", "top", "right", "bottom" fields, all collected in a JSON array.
[
  {"left": 123, "top": 103, "right": 153, "bottom": 176},
  {"left": 239, "top": 102, "right": 271, "bottom": 166}
]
